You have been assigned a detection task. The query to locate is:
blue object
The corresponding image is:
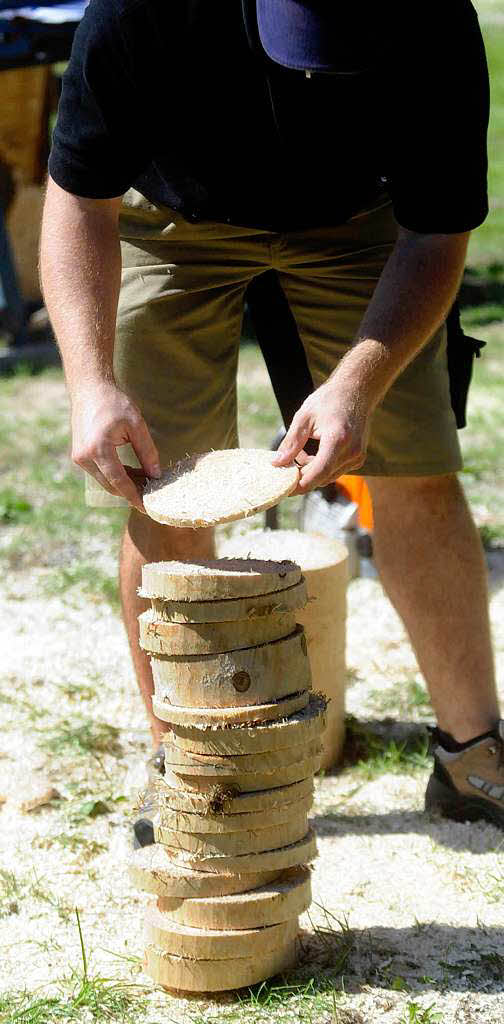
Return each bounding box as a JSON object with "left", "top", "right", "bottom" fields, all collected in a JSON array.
[{"left": 255, "top": 0, "right": 377, "bottom": 74}]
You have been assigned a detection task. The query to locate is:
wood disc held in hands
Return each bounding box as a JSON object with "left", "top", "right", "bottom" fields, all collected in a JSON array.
[{"left": 143, "top": 449, "right": 299, "bottom": 528}]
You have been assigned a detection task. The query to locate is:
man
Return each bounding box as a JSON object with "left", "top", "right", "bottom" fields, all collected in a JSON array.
[{"left": 40, "top": 0, "right": 503, "bottom": 837}]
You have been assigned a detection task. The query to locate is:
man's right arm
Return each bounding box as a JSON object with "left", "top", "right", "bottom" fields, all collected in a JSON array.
[{"left": 40, "top": 176, "right": 161, "bottom": 510}]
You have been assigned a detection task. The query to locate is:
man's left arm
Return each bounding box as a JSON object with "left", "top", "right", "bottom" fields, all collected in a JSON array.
[{"left": 274, "top": 227, "right": 469, "bottom": 490}]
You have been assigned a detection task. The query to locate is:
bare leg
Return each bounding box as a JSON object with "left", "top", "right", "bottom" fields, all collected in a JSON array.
[
  {"left": 120, "top": 510, "right": 215, "bottom": 749},
  {"left": 366, "top": 473, "right": 499, "bottom": 742}
]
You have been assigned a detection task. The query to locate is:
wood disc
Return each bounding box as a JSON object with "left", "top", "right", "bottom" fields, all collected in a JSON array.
[
  {"left": 166, "top": 695, "right": 326, "bottom": 756},
  {"left": 163, "top": 827, "right": 317, "bottom": 874},
  {"left": 155, "top": 776, "right": 314, "bottom": 815},
  {"left": 144, "top": 939, "right": 297, "bottom": 992},
  {"left": 163, "top": 753, "right": 322, "bottom": 793},
  {"left": 145, "top": 906, "right": 298, "bottom": 958},
  {"left": 152, "top": 689, "right": 310, "bottom": 727},
  {"left": 156, "top": 793, "right": 313, "bottom": 834},
  {"left": 141, "top": 557, "right": 301, "bottom": 602},
  {"left": 154, "top": 813, "right": 309, "bottom": 856},
  {"left": 161, "top": 739, "right": 322, "bottom": 775},
  {"left": 128, "top": 845, "right": 282, "bottom": 898},
  {"left": 151, "top": 626, "right": 311, "bottom": 707},
  {"left": 157, "top": 866, "right": 311, "bottom": 930},
  {"left": 139, "top": 610, "right": 297, "bottom": 656},
  {"left": 142, "top": 449, "right": 299, "bottom": 528},
  {"left": 147, "top": 579, "right": 307, "bottom": 623}
]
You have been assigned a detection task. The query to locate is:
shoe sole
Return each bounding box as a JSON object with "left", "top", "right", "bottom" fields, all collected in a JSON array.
[{"left": 425, "top": 774, "right": 504, "bottom": 829}]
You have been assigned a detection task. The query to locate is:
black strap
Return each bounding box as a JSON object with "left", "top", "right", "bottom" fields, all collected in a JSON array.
[{"left": 245, "top": 270, "right": 319, "bottom": 455}]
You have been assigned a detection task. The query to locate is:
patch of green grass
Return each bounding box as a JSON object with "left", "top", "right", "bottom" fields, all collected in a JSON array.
[
  {"left": 400, "top": 1003, "right": 443, "bottom": 1024},
  {"left": 343, "top": 718, "right": 431, "bottom": 779},
  {"left": 40, "top": 564, "right": 120, "bottom": 609},
  {"left": 36, "top": 833, "right": 107, "bottom": 858},
  {"left": 0, "top": 869, "right": 23, "bottom": 918},
  {"left": 0, "top": 910, "right": 150, "bottom": 1024},
  {"left": 38, "top": 717, "right": 122, "bottom": 760},
  {"left": 0, "top": 490, "right": 34, "bottom": 525},
  {"left": 468, "top": 23, "right": 504, "bottom": 266},
  {"left": 369, "top": 678, "right": 432, "bottom": 719},
  {"left": 461, "top": 302, "right": 504, "bottom": 327}
]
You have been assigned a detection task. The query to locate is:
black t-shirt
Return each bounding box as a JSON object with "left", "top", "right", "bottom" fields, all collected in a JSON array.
[{"left": 49, "top": 0, "right": 489, "bottom": 233}]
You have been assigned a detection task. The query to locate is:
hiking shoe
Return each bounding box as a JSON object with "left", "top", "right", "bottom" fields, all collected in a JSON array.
[
  {"left": 132, "top": 743, "right": 165, "bottom": 849},
  {"left": 425, "top": 722, "right": 504, "bottom": 829}
]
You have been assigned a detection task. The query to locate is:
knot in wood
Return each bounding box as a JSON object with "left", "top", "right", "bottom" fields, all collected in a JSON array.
[{"left": 232, "top": 670, "right": 251, "bottom": 692}]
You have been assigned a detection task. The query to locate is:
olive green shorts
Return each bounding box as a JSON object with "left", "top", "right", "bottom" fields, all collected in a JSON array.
[{"left": 86, "top": 188, "right": 462, "bottom": 507}]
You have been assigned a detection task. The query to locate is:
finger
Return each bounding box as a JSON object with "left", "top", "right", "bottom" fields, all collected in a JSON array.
[
  {"left": 94, "top": 448, "right": 146, "bottom": 511},
  {"left": 129, "top": 417, "right": 161, "bottom": 479},
  {"left": 298, "top": 448, "right": 365, "bottom": 493},
  {"left": 272, "top": 413, "right": 312, "bottom": 465},
  {"left": 295, "top": 435, "right": 348, "bottom": 492},
  {"left": 78, "top": 459, "right": 123, "bottom": 496}
]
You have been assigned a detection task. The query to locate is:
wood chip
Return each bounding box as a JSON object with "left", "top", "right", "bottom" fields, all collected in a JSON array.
[
  {"left": 139, "top": 610, "right": 297, "bottom": 656},
  {"left": 155, "top": 776, "right": 314, "bottom": 815},
  {"left": 14, "top": 776, "right": 60, "bottom": 813},
  {"left": 128, "top": 845, "right": 282, "bottom": 898},
  {"left": 152, "top": 689, "right": 310, "bottom": 727},
  {"left": 162, "top": 827, "right": 317, "bottom": 873},
  {"left": 165, "top": 694, "right": 326, "bottom": 755},
  {"left": 146, "top": 579, "right": 307, "bottom": 623},
  {"left": 156, "top": 793, "right": 313, "bottom": 834},
  {"left": 163, "top": 753, "right": 322, "bottom": 793},
  {"left": 154, "top": 812, "right": 309, "bottom": 856},
  {"left": 141, "top": 557, "right": 301, "bottom": 601},
  {"left": 151, "top": 626, "right": 311, "bottom": 708},
  {"left": 157, "top": 866, "right": 311, "bottom": 930},
  {"left": 145, "top": 906, "right": 298, "bottom": 958},
  {"left": 160, "top": 738, "right": 322, "bottom": 775},
  {"left": 144, "top": 939, "right": 297, "bottom": 992},
  {"left": 143, "top": 449, "right": 299, "bottom": 528}
]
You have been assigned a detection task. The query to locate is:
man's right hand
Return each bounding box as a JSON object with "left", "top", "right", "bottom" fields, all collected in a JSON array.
[{"left": 71, "top": 382, "right": 161, "bottom": 512}]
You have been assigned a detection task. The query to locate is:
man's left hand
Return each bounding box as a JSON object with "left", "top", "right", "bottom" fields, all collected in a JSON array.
[{"left": 272, "top": 379, "right": 370, "bottom": 493}]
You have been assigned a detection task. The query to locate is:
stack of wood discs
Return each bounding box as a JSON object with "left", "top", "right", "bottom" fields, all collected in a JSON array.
[{"left": 128, "top": 557, "right": 326, "bottom": 993}]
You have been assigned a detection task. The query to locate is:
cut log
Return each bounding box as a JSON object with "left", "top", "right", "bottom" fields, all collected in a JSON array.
[
  {"left": 219, "top": 529, "right": 348, "bottom": 770},
  {"left": 156, "top": 793, "right": 313, "bottom": 833},
  {"left": 144, "top": 939, "right": 297, "bottom": 992},
  {"left": 151, "top": 626, "right": 311, "bottom": 707},
  {"left": 162, "top": 827, "right": 317, "bottom": 873},
  {"left": 155, "top": 775, "right": 314, "bottom": 814},
  {"left": 128, "top": 845, "right": 282, "bottom": 897},
  {"left": 154, "top": 812, "right": 309, "bottom": 856},
  {"left": 142, "top": 449, "right": 299, "bottom": 528},
  {"left": 163, "top": 752, "right": 322, "bottom": 793},
  {"left": 165, "top": 694, "right": 326, "bottom": 755},
  {"left": 139, "top": 609, "right": 297, "bottom": 656},
  {"left": 152, "top": 689, "right": 309, "bottom": 727},
  {"left": 141, "top": 557, "right": 301, "bottom": 601},
  {"left": 147, "top": 579, "right": 307, "bottom": 623},
  {"left": 157, "top": 866, "right": 311, "bottom": 930},
  {"left": 160, "top": 738, "right": 322, "bottom": 775},
  {"left": 145, "top": 906, "right": 298, "bottom": 958}
]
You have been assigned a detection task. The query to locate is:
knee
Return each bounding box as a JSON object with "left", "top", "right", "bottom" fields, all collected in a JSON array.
[
  {"left": 367, "top": 472, "right": 462, "bottom": 505},
  {"left": 126, "top": 509, "right": 215, "bottom": 562}
]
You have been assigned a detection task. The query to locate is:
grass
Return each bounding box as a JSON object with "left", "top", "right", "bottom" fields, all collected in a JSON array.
[
  {"left": 342, "top": 718, "right": 431, "bottom": 779},
  {"left": 0, "top": 911, "right": 150, "bottom": 1023},
  {"left": 368, "top": 678, "right": 432, "bottom": 720},
  {"left": 400, "top": 1004, "right": 443, "bottom": 1024},
  {"left": 467, "top": 16, "right": 504, "bottom": 267},
  {"left": 37, "top": 717, "right": 122, "bottom": 759},
  {"left": 40, "top": 564, "right": 120, "bottom": 609}
]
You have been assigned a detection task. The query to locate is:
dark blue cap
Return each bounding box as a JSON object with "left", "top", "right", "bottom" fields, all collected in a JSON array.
[{"left": 256, "top": 1, "right": 377, "bottom": 73}]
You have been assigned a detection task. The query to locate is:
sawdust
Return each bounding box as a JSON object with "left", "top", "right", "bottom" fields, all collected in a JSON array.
[{"left": 0, "top": 560, "right": 503, "bottom": 1022}]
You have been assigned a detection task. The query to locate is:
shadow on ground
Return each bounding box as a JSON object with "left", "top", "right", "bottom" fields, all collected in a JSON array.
[{"left": 294, "top": 922, "right": 504, "bottom": 995}]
